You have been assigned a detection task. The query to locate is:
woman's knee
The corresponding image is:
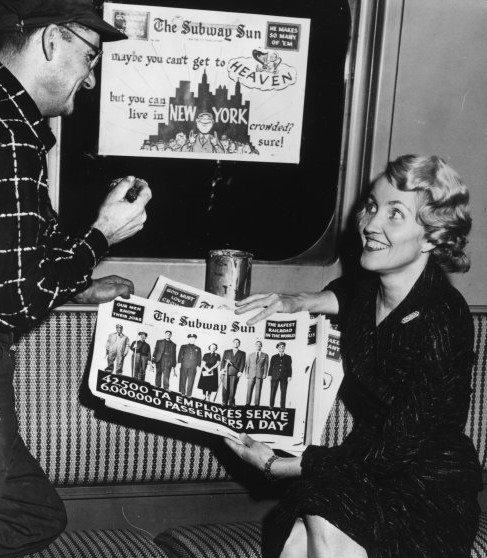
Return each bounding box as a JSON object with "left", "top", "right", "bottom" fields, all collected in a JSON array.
[
  {"left": 279, "top": 518, "right": 307, "bottom": 558},
  {"left": 304, "top": 515, "right": 367, "bottom": 558}
]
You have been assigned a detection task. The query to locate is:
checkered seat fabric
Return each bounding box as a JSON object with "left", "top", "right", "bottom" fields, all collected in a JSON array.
[
  {"left": 154, "top": 521, "right": 262, "bottom": 558},
  {"left": 24, "top": 530, "right": 169, "bottom": 558},
  {"left": 468, "top": 312, "right": 487, "bottom": 469},
  {"left": 13, "top": 310, "right": 229, "bottom": 487},
  {"left": 472, "top": 512, "right": 487, "bottom": 558}
]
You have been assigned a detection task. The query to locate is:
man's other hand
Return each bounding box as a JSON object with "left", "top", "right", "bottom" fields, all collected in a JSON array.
[{"left": 73, "top": 275, "right": 134, "bottom": 304}]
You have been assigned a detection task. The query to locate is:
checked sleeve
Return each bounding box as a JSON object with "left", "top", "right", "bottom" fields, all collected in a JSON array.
[{"left": 0, "top": 121, "right": 108, "bottom": 332}]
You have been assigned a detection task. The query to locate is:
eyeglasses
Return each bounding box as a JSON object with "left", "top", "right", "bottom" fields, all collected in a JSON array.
[{"left": 60, "top": 25, "right": 103, "bottom": 70}]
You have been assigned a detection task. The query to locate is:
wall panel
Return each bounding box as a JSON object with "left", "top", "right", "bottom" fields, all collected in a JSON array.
[{"left": 386, "top": 0, "right": 487, "bottom": 304}]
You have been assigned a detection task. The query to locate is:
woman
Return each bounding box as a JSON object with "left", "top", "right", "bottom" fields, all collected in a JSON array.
[
  {"left": 197, "top": 343, "right": 221, "bottom": 401},
  {"left": 226, "top": 155, "right": 482, "bottom": 558}
]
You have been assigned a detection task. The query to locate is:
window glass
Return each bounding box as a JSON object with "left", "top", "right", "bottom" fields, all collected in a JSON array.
[{"left": 58, "top": 0, "right": 351, "bottom": 261}]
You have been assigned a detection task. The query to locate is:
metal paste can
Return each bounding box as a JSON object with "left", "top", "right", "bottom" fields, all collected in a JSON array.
[{"left": 205, "top": 249, "right": 253, "bottom": 301}]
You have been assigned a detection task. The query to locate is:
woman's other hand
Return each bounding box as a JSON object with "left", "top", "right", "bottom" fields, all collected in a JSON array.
[
  {"left": 235, "top": 291, "right": 339, "bottom": 325},
  {"left": 234, "top": 293, "right": 305, "bottom": 325}
]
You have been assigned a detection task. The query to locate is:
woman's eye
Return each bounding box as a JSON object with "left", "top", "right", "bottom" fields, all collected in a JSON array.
[
  {"left": 390, "top": 208, "right": 404, "bottom": 220},
  {"left": 365, "top": 201, "right": 377, "bottom": 213}
]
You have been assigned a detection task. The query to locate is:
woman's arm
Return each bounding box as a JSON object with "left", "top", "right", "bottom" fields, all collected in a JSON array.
[{"left": 234, "top": 290, "right": 339, "bottom": 325}]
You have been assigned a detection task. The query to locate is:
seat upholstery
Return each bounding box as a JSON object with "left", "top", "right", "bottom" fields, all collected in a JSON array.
[
  {"left": 24, "top": 530, "right": 169, "bottom": 558},
  {"left": 9, "top": 310, "right": 487, "bottom": 557}
]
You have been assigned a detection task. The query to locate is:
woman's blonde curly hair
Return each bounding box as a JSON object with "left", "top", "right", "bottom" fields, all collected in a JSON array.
[{"left": 382, "top": 154, "right": 472, "bottom": 273}]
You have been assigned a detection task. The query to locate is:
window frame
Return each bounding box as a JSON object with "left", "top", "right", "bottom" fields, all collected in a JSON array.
[{"left": 47, "top": 0, "right": 404, "bottom": 296}]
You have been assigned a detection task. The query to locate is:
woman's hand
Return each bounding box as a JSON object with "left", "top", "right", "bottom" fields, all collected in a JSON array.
[
  {"left": 224, "top": 433, "right": 302, "bottom": 479},
  {"left": 235, "top": 291, "right": 340, "bottom": 325},
  {"left": 225, "top": 433, "right": 276, "bottom": 471},
  {"left": 234, "top": 293, "right": 306, "bottom": 325}
]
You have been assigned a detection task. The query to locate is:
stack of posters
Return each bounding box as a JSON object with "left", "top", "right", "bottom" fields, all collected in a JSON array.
[{"left": 88, "top": 276, "right": 343, "bottom": 454}]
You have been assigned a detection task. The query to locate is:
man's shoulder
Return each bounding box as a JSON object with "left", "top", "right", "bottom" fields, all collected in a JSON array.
[{"left": 0, "top": 114, "right": 36, "bottom": 144}]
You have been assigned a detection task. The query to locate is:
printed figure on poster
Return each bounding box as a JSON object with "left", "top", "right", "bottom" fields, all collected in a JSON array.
[
  {"left": 152, "top": 330, "right": 177, "bottom": 389},
  {"left": 98, "top": 4, "right": 310, "bottom": 164},
  {"left": 105, "top": 323, "right": 130, "bottom": 374},
  {"left": 245, "top": 340, "right": 269, "bottom": 406}
]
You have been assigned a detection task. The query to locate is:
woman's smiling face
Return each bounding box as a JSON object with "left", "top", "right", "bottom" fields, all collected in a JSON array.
[{"left": 358, "top": 177, "right": 432, "bottom": 277}]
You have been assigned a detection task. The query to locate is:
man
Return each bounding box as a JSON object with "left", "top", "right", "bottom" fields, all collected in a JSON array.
[
  {"left": 221, "top": 339, "right": 246, "bottom": 407},
  {"left": 105, "top": 324, "right": 130, "bottom": 374},
  {"left": 220, "top": 134, "right": 230, "bottom": 153},
  {"left": 130, "top": 332, "right": 151, "bottom": 382},
  {"left": 268, "top": 342, "right": 292, "bottom": 409},
  {"left": 177, "top": 333, "right": 202, "bottom": 396},
  {"left": 152, "top": 330, "right": 177, "bottom": 389},
  {"left": 186, "top": 112, "right": 224, "bottom": 153},
  {"left": 173, "top": 131, "right": 188, "bottom": 151},
  {"left": 0, "top": 1, "right": 151, "bottom": 555},
  {"left": 245, "top": 340, "right": 269, "bottom": 406}
]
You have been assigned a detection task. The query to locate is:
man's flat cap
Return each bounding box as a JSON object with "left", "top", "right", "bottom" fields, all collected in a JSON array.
[{"left": 0, "top": 0, "right": 127, "bottom": 41}]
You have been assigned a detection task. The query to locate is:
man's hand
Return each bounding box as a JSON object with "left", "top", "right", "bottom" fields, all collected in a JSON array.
[
  {"left": 92, "top": 176, "right": 152, "bottom": 246},
  {"left": 73, "top": 275, "right": 134, "bottom": 304}
]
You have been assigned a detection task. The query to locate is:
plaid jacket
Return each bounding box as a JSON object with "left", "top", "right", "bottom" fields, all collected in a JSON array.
[{"left": 0, "top": 65, "right": 108, "bottom": 333}]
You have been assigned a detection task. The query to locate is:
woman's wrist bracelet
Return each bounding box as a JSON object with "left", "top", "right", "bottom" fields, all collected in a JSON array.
[{"left": 263, "top": 454, "right": 280, "bottom": 482}]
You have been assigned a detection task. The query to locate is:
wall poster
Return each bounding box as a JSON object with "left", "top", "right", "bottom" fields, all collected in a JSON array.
[{"left": 99, "top": 3, "right": 310, "bottom": 164}]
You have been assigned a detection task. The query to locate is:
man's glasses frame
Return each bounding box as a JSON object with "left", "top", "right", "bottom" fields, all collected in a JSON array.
[{"left": 60, "top": 25, "right": 103, "bottom": 70}]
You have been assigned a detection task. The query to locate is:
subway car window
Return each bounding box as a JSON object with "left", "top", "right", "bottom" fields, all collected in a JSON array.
[{"left": 58, "top": 0, "right": 351, "bottom": 261}]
